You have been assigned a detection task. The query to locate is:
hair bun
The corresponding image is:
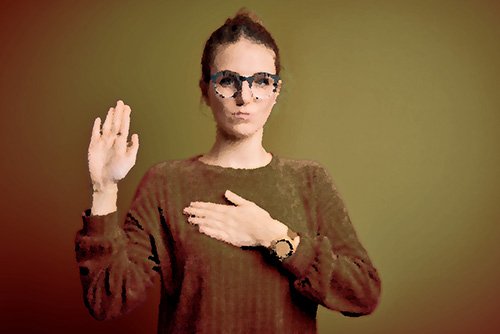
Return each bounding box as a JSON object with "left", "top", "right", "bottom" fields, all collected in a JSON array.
[{"left": 233, "top": 7, "right": 264, "bottom": 25}]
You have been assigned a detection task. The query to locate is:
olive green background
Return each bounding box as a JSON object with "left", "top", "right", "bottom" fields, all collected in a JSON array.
[{"left": 1, "top": 0, "right": 499, "bottom": 333}]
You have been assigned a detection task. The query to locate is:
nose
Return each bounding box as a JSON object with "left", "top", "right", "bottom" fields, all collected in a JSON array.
[{"left": 234, "top": 81, "right": 253, "bottom": 106}]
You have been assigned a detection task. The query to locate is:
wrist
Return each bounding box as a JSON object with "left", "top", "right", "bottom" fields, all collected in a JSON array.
[
  {"left": 262, "top": 219, "right": 288, "bottom": 248},
  {"left": 92, "top": 181, "right": 118, "bottom": 194},
  {"left": 266, "top": 221, "right": 300, "bottom": 261},
  {"left": 91, "top": 183, "right": 118, "bottom": 215}
]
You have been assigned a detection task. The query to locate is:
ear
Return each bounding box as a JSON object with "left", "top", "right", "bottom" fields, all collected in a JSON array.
[
  {"left": 276, "top": 79, "right": 282, "bottom": 94},
  {"left": 199, "top": 80, "right": 209, "bottom": 105},
  {"left": 273, "top": 79, "right": 282, "bottom": 105}
]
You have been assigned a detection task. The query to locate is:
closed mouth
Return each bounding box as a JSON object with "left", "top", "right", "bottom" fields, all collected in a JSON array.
[{"left": 231, "top": 111, "right": 251, "bottom": 120}]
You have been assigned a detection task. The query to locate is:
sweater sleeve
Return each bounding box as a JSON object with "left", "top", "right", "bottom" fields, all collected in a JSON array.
[
  {"left": 75, "top": 166, "right": 169, "bottom": 321},
  {"left": 280, "top": 164, "right": 382, "bottom": 316}
]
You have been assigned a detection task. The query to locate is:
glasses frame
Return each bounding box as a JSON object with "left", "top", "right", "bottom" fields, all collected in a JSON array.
[{"left": 209, "top": 70, "right": 281, "bottom": 99}]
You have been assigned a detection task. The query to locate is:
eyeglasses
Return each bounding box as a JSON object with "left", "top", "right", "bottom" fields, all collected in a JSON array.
[{"left": 210, "top": 70, "right": 281, "bottom": 100}]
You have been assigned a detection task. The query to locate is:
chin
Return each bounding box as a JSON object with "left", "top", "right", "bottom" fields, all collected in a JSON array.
[{"left": 218, "top": 123, "right": 262, "bottom": 140}]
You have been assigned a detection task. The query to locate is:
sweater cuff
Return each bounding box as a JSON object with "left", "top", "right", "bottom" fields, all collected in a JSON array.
[
  {"left": 81, "top": 208, "right": 120, "bottom": 236},
  {"left": 280, "top": 233, "right": 317, "bottom": 278}
]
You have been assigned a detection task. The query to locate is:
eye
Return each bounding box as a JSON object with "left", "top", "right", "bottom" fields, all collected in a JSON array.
[
  {"left": 254, "top": 77, "right": 270, "bottom": 86},
  {"left": 253, "top": 73, "right": 273, "bottom": 86},
  {"left": 219, "top": 76, "right": 235, "bottom": 86}
]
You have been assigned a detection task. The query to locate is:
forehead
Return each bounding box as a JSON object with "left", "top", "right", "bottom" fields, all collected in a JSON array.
[{"left": 211, "top": 38, "right": 276, "bottom": 76}]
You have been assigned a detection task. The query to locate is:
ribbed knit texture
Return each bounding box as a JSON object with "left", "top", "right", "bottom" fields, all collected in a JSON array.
[{"left": 75, "top": 153, "right": 381, "bottom": 333}]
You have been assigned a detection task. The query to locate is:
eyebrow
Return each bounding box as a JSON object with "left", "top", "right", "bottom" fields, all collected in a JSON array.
[{"left": 216, "top": 70, "right": 276, "bottom": 76}]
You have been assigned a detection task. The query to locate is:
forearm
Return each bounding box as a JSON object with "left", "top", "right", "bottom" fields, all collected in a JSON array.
[
  {"left": 75, "top": 210, "right": 159, "bottom": 321},
  {"left": 329, "top": 252, "right": 381, "bottom": 316},
  {"left": 78, "top": 167, "right": 166, "bottom": 320},
  {"left": 282, "top": 233, "right": 381, "bottom": 315},
  {"left": 286, "top": 163, "right": 382, "bottom": 315}
]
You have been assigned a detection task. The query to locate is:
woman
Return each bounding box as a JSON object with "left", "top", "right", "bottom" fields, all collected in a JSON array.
[{"left": 76, "top": 9, "right": 381, "bottom": 334}]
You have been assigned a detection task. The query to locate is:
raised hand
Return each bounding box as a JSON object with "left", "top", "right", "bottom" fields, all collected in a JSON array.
[{"left": 88, "top": 100, "right": 139, "bottom": 192}]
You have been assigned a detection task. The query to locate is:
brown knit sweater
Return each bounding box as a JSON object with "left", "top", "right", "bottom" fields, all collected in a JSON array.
[{"left": 75, "top": 153, "right": 381, "bottom": 333}]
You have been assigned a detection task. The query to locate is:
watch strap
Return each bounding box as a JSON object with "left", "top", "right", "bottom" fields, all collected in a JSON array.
[{"left": 287, "top": 228, "right": 298, "bottom": 240}]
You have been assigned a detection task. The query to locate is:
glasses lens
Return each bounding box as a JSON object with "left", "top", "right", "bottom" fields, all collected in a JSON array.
[
  {"left": 214, "top": 72, "right": 239, "bottom": 98},
  {"left": 251, "top": 73, "right": 277, "bottom": 99},
  {"left": 213, "top": 72, "right": 279, "bottom": 99}
]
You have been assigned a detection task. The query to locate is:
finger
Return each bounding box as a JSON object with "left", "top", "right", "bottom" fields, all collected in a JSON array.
[
  {"left": 190, "top": 201, "right": 230, "bottom": 212},
  {"left": 188, "top": 215, "right": 224, "bottom": 229},
  {"left": 197, "top": 223, "right": 229, "bottom": 241},
  {"left": 183, "top": 206, "right": 223, "bottom": 220},
  {"left": 112, "top": 100, "right": 123, "bottom": 134},
  {"left": 119, "top": 104, "right": 131, "bottom": 139},
  {"left": 183, "top": 206, "right": 203, "bottom": 216},
  {"left": 187, "top": 215, "right": 211, "bottom": 227},
  {"left": 224, "top": 190, "right": 249, "bottom": 206},
  {"left": 102, "top": 107, "right": 114, "bottom": 136},
  {"left": 90, "top": 117, "right": 101, "bottom": 145},
  {"left": 127, "top": 133, "right": 139, "bottom": 158},
  {"left": 114, "top": 129, "right": 127, "bottom": 155},
  {"left": 199, "top": 225, "right": 246, "bottom": 247}
]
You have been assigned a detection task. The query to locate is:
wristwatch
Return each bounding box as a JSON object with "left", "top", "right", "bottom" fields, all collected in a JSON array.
[{"left": 269, "top": 229, "right": 299, "bottom": 261}]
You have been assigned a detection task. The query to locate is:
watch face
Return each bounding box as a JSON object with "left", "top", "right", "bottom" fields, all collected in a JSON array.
[{"left": 275, "top": 239, "right": 292, "bottom": 256}]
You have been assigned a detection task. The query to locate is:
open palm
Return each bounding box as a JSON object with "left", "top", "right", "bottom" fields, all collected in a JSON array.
[{"left": 88, "top": 100, "right": 139, "bottom": 191}]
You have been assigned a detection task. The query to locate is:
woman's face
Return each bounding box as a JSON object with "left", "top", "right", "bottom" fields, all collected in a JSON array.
[{"left": 206, "top": 37, "right": 280, "bottom": 140}]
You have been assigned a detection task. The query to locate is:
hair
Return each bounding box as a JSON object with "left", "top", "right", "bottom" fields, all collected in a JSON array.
[{"left": 199, "top": 8, "right": 281, "bottom": 102}]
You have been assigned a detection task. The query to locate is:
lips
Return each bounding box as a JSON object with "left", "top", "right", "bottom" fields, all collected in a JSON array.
[{"left": 231, "top": 112, "right": 251, "bottom": 120}]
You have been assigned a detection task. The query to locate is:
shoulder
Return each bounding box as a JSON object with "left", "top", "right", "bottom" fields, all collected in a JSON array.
[
  {"left": 275, "top": 155, "right": 339, "bottom": 189},
  {"left": 275, "top": 155, "right": 327, "bottom": 174},
  {"left": 144, "top": 155, "right": 201, "bottom": 177}
]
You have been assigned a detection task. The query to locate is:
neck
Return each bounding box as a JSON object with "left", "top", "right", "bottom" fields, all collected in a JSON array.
[{"left": 200, "top": 126, "right": 272, "bottom": 169}]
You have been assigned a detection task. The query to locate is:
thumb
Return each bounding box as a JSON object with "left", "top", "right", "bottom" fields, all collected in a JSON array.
[{"left": 224, "top": 190, "right": 249, "bottom": 206}]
